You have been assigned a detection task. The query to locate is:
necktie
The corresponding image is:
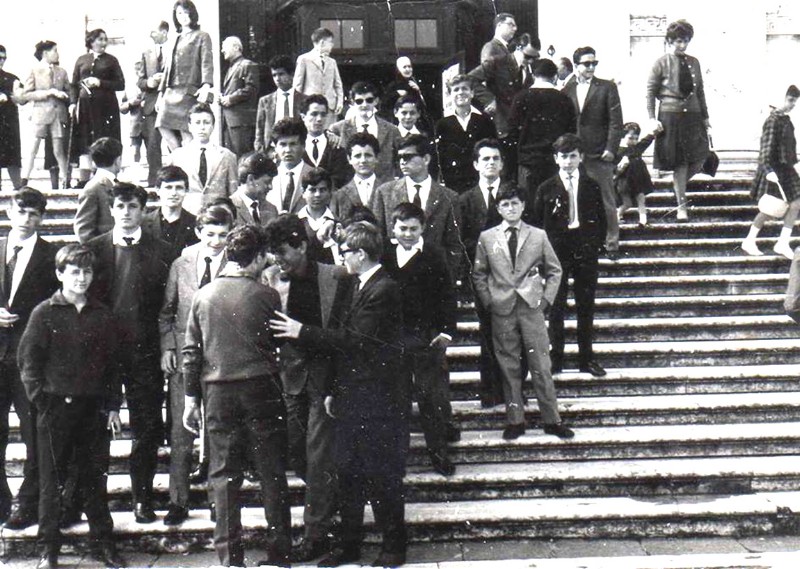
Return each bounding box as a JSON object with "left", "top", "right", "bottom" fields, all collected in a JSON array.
[
  {"left": 487, "top": 185, "right": 496, "bottom": 211},
  {"left": 122, "top": 237, "right": 135, "bottom": 247},
  {"left": 413, "top": 184, "right": 422, "bottom": 209},
  {"left": 486, "top": 185, "right": 501, "bottom": 228},
  {"left": 199, "top": 256, "right": 213, "bottom": 288},
  {"left": 361, "top": 124, "right": 370, "bottom": 134},
  {"left": 5, "top": 245, "right": 22, "bottom": 291},
  {"left": 312, "top": 138, "right": 319, "bottom": 162},
  {"left": 567, "top": 175, "right": 577, "bottom": 226},
  {"left": 251, "top": 201, "right": 261, "bottom": 224},
  {"left": 157, "top": 46, "right": 163, "bottom": 71},
  {"left": 198, "top": 148, "right": 208, "bottom": 188},
  {"left": 507, "top": 227, "right": 518, "bottom": 269},
  {"left": 282, "top": 171, "right": 295, "bottom": 212},
  {"left": 283, "top": 92, "right": 290, "bottom": 119}
]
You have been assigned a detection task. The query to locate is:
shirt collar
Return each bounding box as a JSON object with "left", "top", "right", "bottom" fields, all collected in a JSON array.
[
  {"left": 358, "top": 264, "right": 382, "bottom": 288},
  {"left": 49, "top": 289, "right": 102, "bottom": 308},
  {"left": 95, "top": 168, "right": 116, "bottom": 183},
  {"left": 479, "top": 178, "right": 500, "bottom": 193},
  {"left": 238, "top": 191, "right": 257, "bottom": 208},
  {"left": 500, "top": 220, "right": 521, "bottom": 232},
  {"left": 7, "top": 231, "right": 38, "bottom": 250},
  {"left": 577, "top": 75, "right": 593, "bottom": 86},
  {"left": 112, "top": 226, "right": 143, "bottom": 246},
  {"left": 532, "top": 79, "right": 556, "bottom": 89},
  {"left": 405, "top": 176, "right": 432, "bottom": 192},
  {"left": 355, "top": 173, "right": 376, "bottom": 186},
  {"left": 279, "top": 161, "right": 304, "bottom": 176},
  {"left": 393, "top": 237, "right": 424, "bottom": 252},
  {"left": 398, "top": 125, "right": 420, "bottom": 137},
  {"left": 560, "top": 169, "right": 579, "bottom": 186}
]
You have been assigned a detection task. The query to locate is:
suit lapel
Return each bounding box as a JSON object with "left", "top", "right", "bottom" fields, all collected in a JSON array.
[
  {"left": 223, "top": 58, "right": 239, "bottom": 88},
  {"left": 516, "top": 223, "right": 531, "bottom": 258},
  {"left": 14, "top": 237, "right": 47, "bottom": 304},
  {"left": 318, "top": 264, "right": 336, "bottom": 328},
  {"left": 0, "top": 240, "right": 8, "bottom": 304}
]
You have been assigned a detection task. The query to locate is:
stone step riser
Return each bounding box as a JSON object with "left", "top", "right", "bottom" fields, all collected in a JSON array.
[
  {"left": 590, "top": 283, "right": 785, "bottom": 297},
  {"left": 459, "top": 304, "right": 785, "bottom": 319}
]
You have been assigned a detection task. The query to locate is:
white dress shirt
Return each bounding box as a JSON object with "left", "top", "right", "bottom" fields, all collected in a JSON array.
[
  {"left": 559, "top": 170, "right": 581, "bottom": 229},
  {"left": 355, "top": 174, "right": 377, "bottom": 206},
  {"left": 275, "top": 89, "right": 294, "bottom": 121},
  {"left": 277, "top": 161, "right": 305, "bottom": 210},
  {"left": 479, "top": 178, "right": 499, "bottom": 209},
  {"left": 6, "top": 232, "right": 38, "bottom": 306},
  {"left": 395, "top": 238, "right": 423, "bottom": 269},
  {"left": 298, "top": 206, "right": 341, "bottom": 263},
  {"left": 305, "top": 134, "right": 328, "bottom": 166},
  {"left": 405, "top": 176, "right": 432, "bottom": 210},
  {"left": 576, "top": 77, "right": 592, "bottom": 112},
  {"left": 358, "top": 263, "right": 381, "bottom": 290},
  {"left": 112, "top": 226, "right": 143, "bottom": 246},
  {"left": 398, "top": 125, "right": 421, "bottom": 137},
  {"left": 356, "top": 116, "right": 379, "bottom": 138}
]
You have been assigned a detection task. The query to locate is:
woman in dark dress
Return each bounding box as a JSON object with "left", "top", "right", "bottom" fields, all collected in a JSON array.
[
  {"left": 741, "top": 85, "right": 800, "bottom": 259},
  {"left": 0, "top": 45, "right": 23, "bottom": 189},
  {"left": 646, "top": 20, "right": 710, "bottom": 221},
  {"left": 70, "top": 28, "right": 125, "bottom": 183}
]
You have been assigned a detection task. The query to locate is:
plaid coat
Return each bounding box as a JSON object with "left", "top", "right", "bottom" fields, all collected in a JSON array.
[{"left": 751, "top": 109, "right": 800, "bottom": 201}]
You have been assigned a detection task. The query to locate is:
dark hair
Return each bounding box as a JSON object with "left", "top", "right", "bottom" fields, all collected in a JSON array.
[
  {"left": 205, "top": 197, "right": 237, "bottom": 220},
  {"left": 623, "top": 122, "right": 641, "bottom": 136},
  {"left": 515, "top": 33, "right": 541, "bottom": 52},
  {"left": 89, "top": 137, "right": 123, "bottom": 167},
  {"left": 189, "top": 102, "right": 215, "bottom": 123},
  {"left": 196, "top": 204, "right": 234, "bottom": 230},
  {"left": 495, "top": 185, "right": 524, "bottom": 204},
  {"left": 12, "top": 187, "right": 47, "bottom": 214},
  {"left": 238, "top": 151, "right": 277, "bottom": 184},
  {"left": 493, "top": 13, "right": 515, "bottom": 28},
  {"left": 301, "top": 167, "right": 332, "bottom": 191},
  {"left": 111, "top": 182, "right": 148, "bottom": 208},
  {"left": 346, "top": 132, "right": 380, "bottom": 156},
  {"left": 472, "top": 138, "right": 503, "bottom": 162},
  {"left": 158, "top": 20, "right": 170, "bottom": 33},
  {"left": 391, "top": 202, "right": 425, "bottom": 226},
  {"left": 572, "top": 46, "right": 596, "bottom": 65},
  {"left": 350, "top": 81, "right": 379, "bottom": 98},
  {"left": 532, "top": 58, "right": 558, "bottom": 79},
  {"left": 0, "top": 45, "right": 5, "bottom": 55},
  {"left": 34, "top": 40, "right": 57, "bottom": 61},
  {"left": 559, "top": 57, "right": 573, "bottom": 73},
  {"left": 299, "top": 94, "right": 329, "bottom": 114},
  {"left": 311, "top": 27, "right": 334, "bottom": 44},
  {"left": 393, "top": 95, "right": 420, "bottom": 113},
  {"left": 226, "top": 224, "right": 267, "bottom": 266},
  {"left": 344, "top": 221, "right": 382, "bottom": 261},
  {"left": 271, "top": 117, "right": 307, "bottom": 143},
  {"left": 55, "top": 243, "right": 95, "bottom": 272},
  {"left": 85, "top": 29, "right": 107, "bottom": 51},
  {"left": 268, "top": 54, "right": 294, "bottom": 74},
  {"left": 343, "top": 205, "right": 378, "bottom": 227},
  {"left": 398, "top": 134, "right": 432, "bottom": 157},
  {"left": 173, "top": 0, "right": 200, "bottom": 33},
  {"left": 156, "top": 165, "right": 189, "bottom": 188},
  {"left": 553, "top": 133, "right": 582, "bottom": 154},
  {"left": 666, "top": 20, "right": 694, "bottom": 42},
  {"left": 787, "top": 85, "right": 800, "bottom": 99},
  {"left": 264, "top": 214, "right": 308, "bottom": 250},
  {"left": 446, "top": 74, "right": 474, "bottom": 91}
]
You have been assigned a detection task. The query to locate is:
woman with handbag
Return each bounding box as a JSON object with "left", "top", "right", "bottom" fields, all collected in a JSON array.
[{"left": 742, "top": 85, "right": 800, "bottom": 259}]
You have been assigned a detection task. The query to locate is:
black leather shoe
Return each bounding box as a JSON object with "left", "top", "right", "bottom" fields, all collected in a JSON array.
[
  {"left": 163, "top": 504, "right": 189, "bottom": 526},
  {"left": 579, "top": 361, "right": 607, "bottom": 377},
  {"left": 91, "top": 545, "right": 126, "bottom": 568},
  {"left": 317, "top": 545, "right": 361, "bottom": 567},
  {"left": 59, "top": 506, "right": 83, "bottom": 529},
  {"left": 543, "top": 423, "right": 575, "bottom": 439},
  {"left": 445, "top": 424, "right": 461, "bottom": 443},
  {"left": 502, "top": 423, "right": 526, "bottom": 440},
  {"left": 372, "top": 550, "right": 406, "bottom": 567},
  {"left": 133, "top": 502, "right": 156, "bottom": 524},
  {"left": 209, "top": 502, "right": 217, "bottom": 522},
  {"left": 292, "top": 538, "right": 329, "bottom": 562},
  {"left": 429, "top": 453, "right": 456, "bottom": 476},
  {"left": 189, "top": 460, "right": 209, "bottom": 484},
  {"left": 4, "top": 505, "right": 37, "bottom": 529},
  {"left": 37, "top": 552, "right": 58, "bottom": 569},
  {"left": 606, "top": 249, "right": 620, "bottom": 261}
]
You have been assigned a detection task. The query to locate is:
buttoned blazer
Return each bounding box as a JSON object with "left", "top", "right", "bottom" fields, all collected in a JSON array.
[
  {"left": 230, "top": 190, "right": 278, "bottom": 226},
  {"left": 221, "top": 57, "right": 259, "bottom": 127},
  {"left": 168, "top": 143, "right": 238, "bottom": 201},
  {"left": 265, "top": 162, "right": 310, "bottom": 214},
  {"left": 292, "top": 51, "right": 343, "bottom": 111},
  {"left": 23, "top": 62, "right": 70, "bottom": 125},
  {"left": 254, "top": 90, "right": 306, "bottom": 151},
  {"left": 0, "top": 236, "right": 58, "bottom": 362},
  {"left": 159, "top": 29, "right": 214, "bottom": 92},
  {"left": 472, "top": 222, "right": 562, "bottom": 317},
  {"left": 303, "top": 131, "right": 352, "bottom": 189},
  {"left": 562, "top": 76, "right": 624, "bottom": 159},
  {"left": 329, "top": 117, "right": 402, "bottom": 181},
  {"left": 159, "top": 242, "right": 227, "bottom": 353},
  {"left": 138, "top": 45, "right": 164, "bottom": 116},
  {"left": 74, "top": 175, "right": 115, "bottom": 244}
]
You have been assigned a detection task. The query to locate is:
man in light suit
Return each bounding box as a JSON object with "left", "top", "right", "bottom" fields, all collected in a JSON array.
[
  {"left": 562, "top": 47, "right": 623, "bottom": 259},
  {"left": 480, "top": 12, "right": 517, "bottom": 64},
  {"left": 300, "top": 94, "right": 351, "bottom": 189},
  {"left": 266, "top": 118, "right": 309, "bottom": 215},
  {"left": 230, "top": 151, "right": 279, "bottom": 226},
  {"left": 74, "top": 137, "right": 122, "bottom": 244},
  {"left": 167, "top": 103, "right": 238, "bottom": 215},
  {"left": 263, "top": 214, "right": 353, "bottom": 562},
  {"left": 293, "top": 27, "right": 343, "bottom": 123},
  {"left": 329, "top": 81, "right": 402, "bottom": 181},
  {"left": 255, "top": 55, "right": 305, "bottom": 153},
  {"left": 0, "top": 188, "right": 59, "bottom": 528},
  {"left": 219, "top": 36, "right": 258, "bottom": 157},
  {"left": 330, "top": 133, "right": 389, "bottom": 221},
  {"left": 473, "top": 185, "right": 574, "bottom": 441},
  {"left": 374, "top": 134, "right": 463, "bottom": 279},
  {"left": 137, "top": 21, "right": 168, "bottom": 187}
]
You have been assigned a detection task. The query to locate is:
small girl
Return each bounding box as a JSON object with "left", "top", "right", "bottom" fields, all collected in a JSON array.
[{"left": 615, "top": 122, "right": 655, "bottom": 226}]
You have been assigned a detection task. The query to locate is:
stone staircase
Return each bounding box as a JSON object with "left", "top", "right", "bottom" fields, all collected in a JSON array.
[{"left": 2, "top": 155, "right": 800, "bottom": 561}]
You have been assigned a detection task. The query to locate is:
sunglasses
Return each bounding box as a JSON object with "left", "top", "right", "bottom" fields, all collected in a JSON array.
[
  {"left": 397, "top": 153, "right": 421, "bottom": 162},
  {"left": 353, "top": 96, "right": 376, "bottom": 105},
  {"left": 579, "top": 60, "right": 599, "bottom": 67}
]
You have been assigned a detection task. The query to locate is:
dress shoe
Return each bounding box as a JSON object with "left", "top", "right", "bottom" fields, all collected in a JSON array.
[
  {"left": 372, "top": 550, "right": 406, "bottom": 567},
  {"left": 445, "top": 424, "right": 461, "bottom": 443},
  {"left": 543, "top": 423, "right": 575, "bottom": 439},
  {"left": 676, "top": 206, "right": 689, "bottom": 221},
  {"left": 741, "top": 239, "right": 764, "bottom": 256},
  {"left": 429, "top": 453, "right": 456, "bottom": 476},
  {"left": 502, "top": 423, "right": 526, "bottom": 440},
  {"left": 317, "top": 545, "right": 361, "bottom": 567},
  {"left": 163, "top": 504, "right": 189, "bottom": 526},
  {"left": 36, "top": 552, "right": 58, "bottom": 569},
  {"left": 133, "top": 502, "right": 156, "bottom": 524},
  {"left": 774, "top": 240, "right": 795, "bottom": 260},
  {"left": 91, "top": 545, "right": 126, "bottom": 568},
  {"left": 606, "top": 249, "right": 620, "bottom": 261},
  {"left": 292, "top": 538, "right": 329, "bottom": 562},
  {"left": 579, "top": 361, "right": 607, "bottom": 377},
  {"left": 4, "top": 504, "right": 37, "bottom": 529},
  {"left": 59, "top": 506, "right": 83, "bottom": 529},
  {"left": 189, "top": 460, "right": 209, "bottom": 484}
]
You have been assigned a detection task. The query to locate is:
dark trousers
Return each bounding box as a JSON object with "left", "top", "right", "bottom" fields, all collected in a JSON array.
[
  {"left": 549, "top": 242, "right": 599, "bottom": 368},
  {"left": 335, "top": 415, "right": 408, "bottom": 555},
  {"left": 37, "top": 396, "right": 113, "bottom": 552},
  {"left": 0, "top": 362, "right": 37, "bottom": 511},
  {"left": 168, "top": 371, "right": 196, "bottom": 508},
  {"left": 409, "top": 346, "right": 452, "bottom": 459},
  {"left": 284, "top": 383, "right": 336, "bottom": 542},
  {"left": 222, "top": 119, "right": 255, "bottom": 158},
  {"left": 474, "top": 299, "right": 506, "bottom": 405},
  {"left": 141, "top": 112, "right": 163, "bottom": 187},
  {"left": 206, "top": 377, "right": 290, "bottom": 567}
]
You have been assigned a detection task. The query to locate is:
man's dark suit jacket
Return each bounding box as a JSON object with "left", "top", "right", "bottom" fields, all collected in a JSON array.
[
  {"left": 435, "top": 113, "right": 497, "bottom": 193},
  {"left": 0, "top": 236, "right": 58, "bottom": 363},
  {"left": 143, "top": 208, "right": 198, "bottom": 257},
  {"left": 382, "top": 243, "right": 457, "bottom": 351},
  {"left": 468, "top": 54, "right": 521, "bottom": 137},
  {"left": 510, "top": 87, "right": 577, "bottom": 165},
  {"left": 329, "top": 117, "right": 403, "bottom": 181},
  {"left": 221, "top": 56, "right": 259, "bottom": 128},
  {"left": 303, "top": 132, "right": 353, "bottom": 189},
  {"left": 562, "top": 77, "right": 624, "bottom": 160},
  {"left": 458, "top": 182, "right": 507, "bottom": 264}
]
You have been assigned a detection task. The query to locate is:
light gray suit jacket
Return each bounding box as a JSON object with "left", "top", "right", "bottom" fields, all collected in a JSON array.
[
  {"left": 168, "top": 143, "right": 238, "bottom": 204},
  {"left": 254, "top": 90, "right": 306, "bottom": 151},
  {"left": 23, "top": 61, "right": 70, "bottom": 125},
  {"left": 292, "top": 51, "right": 343, "bottom": 111},
  {"left": 74, "top": 175, "right": 115, "bottom": 244},
  {"left": 230, "top": 189, "right": 279, "bottom": 226},
  {"left": 329, "top": 117, "right": 402, "bottom": 181}
]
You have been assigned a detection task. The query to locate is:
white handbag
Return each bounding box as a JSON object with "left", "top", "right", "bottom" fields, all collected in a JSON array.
[{"left": 758, "top": 181, "right": 789, "bottom": 218}]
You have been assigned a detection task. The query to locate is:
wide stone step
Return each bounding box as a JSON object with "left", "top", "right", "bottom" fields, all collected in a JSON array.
[
  {"left": 646, "top": 189, "right": 754, "bottom": 207},
  {"left": 618, "top": 237, "right": 800, "bottom": 258},
  {"left": 593, "top": 273, "right": 788, "bottom": 297},
  {"left": 621, "top": 205, "right": 757, "bottom": 225},
  {"left": 619, "top": 219, "right": 794, "bottom": 241},
  {"left": 597, "top": 255, "right": 791, "bottom": 277}
]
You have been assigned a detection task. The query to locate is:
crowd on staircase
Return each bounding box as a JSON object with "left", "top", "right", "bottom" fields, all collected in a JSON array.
[{"left": 1, "top": 2, "right": 800, "bottom": 569}]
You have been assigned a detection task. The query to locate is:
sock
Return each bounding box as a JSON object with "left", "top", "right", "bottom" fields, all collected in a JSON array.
[
  {"left": 779, "top": 227, "right": 793, "bottom": 242},
  {"left": 746, "top": 226, "right": 760, "bottom": 241}
]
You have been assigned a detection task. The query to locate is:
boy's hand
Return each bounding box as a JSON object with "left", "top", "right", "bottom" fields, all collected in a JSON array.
[
  {"left": 429, "top": 333, "right": 451, "bottom": 350},
  {"left": 183, "top": 396, "right": 202, "bottom": 436},
  {"left": 270, "top": 311, "right": 303, "bottom": 339},
  {"left": 0, "top": 308, "right": 20, "bottom": 328},
  {"left": 161, "top": 349, "right": 177, "bottom": 374},
  {"left": 107, "top": 411, "right": 122, "bottom": 439},
  {"left": 324, "top": 395, "right": 335, "bottom": 418}
]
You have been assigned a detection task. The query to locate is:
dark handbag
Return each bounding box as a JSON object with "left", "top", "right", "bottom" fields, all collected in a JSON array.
[{"left": 702, "top": 135, "right": 719, "bottom": 177}]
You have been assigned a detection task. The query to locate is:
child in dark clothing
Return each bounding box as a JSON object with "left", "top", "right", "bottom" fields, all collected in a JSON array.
[{"left": 615, "top": 122, "right": 655, "bottom": 226}]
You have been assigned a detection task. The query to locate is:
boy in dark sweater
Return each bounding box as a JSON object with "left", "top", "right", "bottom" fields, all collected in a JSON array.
[{"left": 18, "top": 244, "right": 125, "bottom": 569}]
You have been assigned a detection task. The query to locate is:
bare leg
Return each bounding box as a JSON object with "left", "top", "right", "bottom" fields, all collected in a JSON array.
[
  {"left": 774, "top": 198, "right": 800, "bottom": 259},
  {"left": 636, "top": 193, "right": 647, "bottom": 225},
  {"left": 24, "top": 138, "right": 42, "bottom": 181},
  {"left": 52, "top": 139, "right": 69, "bottom": 188}
]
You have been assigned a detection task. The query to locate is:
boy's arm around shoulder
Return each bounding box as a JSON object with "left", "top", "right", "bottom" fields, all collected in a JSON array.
[{"left": 17, "top": 300, "right": 51, "bottom": 405}]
